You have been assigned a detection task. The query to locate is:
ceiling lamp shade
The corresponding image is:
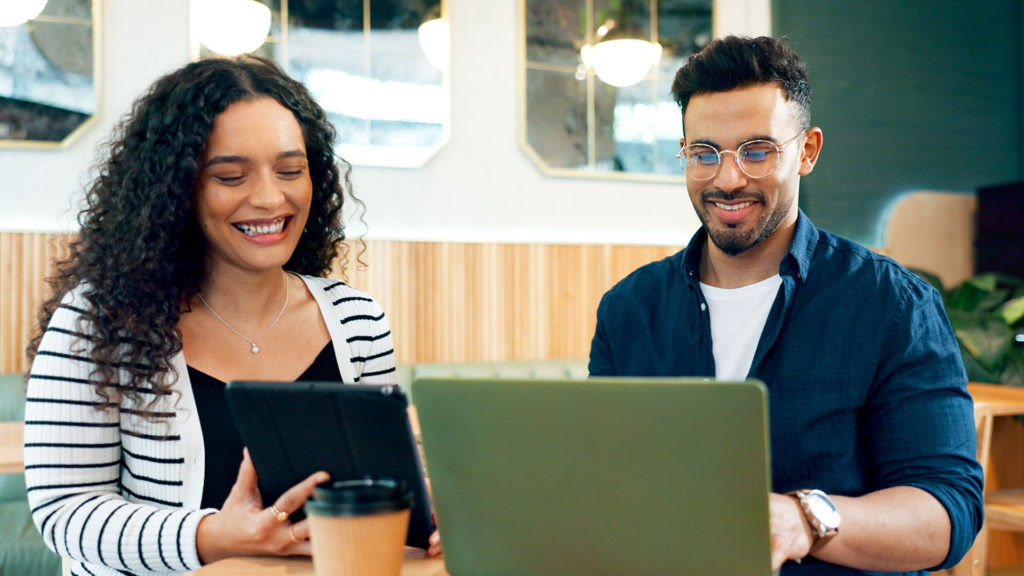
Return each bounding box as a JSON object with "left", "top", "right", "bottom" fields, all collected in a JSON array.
[
  {"left": 196, "top": 0, "right": 271, "bottom": 56},
  {"left": 581, "top": 38, "right": 662, "bottom": 88},
  {"left": 417, "top": 17, "right": 449, "bottom": 71},
  {"left": 0, "top": 0, "right": 47, "bottom": 27}
]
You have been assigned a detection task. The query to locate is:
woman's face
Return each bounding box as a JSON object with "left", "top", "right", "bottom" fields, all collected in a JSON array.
[{"left": 195, "top": 97, "right": 313, "bottom": 276}]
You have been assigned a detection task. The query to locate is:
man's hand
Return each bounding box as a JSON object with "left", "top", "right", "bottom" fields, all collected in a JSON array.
[
  {"left": 768, "top": 487, "right": 951, "bottom": 572},
  {"left": 769, "top": 492, "right": 814, "bottom": 571}
]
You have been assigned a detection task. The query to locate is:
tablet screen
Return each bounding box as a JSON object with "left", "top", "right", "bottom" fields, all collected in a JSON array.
[{"left": 224, "top": 381, "right": 434, "bottom": 549}]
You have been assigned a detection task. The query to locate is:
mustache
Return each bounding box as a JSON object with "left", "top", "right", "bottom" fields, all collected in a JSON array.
[{"left": 700, "top": 189, "right": 764, "bottom": 203}]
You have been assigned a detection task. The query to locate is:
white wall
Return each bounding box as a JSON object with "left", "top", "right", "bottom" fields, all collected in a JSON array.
[{"left": 0, "top": 0, "right": 707, "bottom": 245}]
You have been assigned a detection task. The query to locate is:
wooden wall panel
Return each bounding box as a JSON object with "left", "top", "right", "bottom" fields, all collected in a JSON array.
[
  {"left": 0, "top": 232, "right": 679, "bottom": 374},
  {"left": 0, "top": 233, "right": 70, "bottom": 375}
]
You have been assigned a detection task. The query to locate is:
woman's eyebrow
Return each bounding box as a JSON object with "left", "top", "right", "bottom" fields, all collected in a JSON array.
[
  {"left": 203, "top": 149, "right": 305, "bottom": 168},
  {"left": 203, "top": 154, "right": 250, "bottom": 168},
  {"left": 277, "top": 149, "right": 306, "bottom": 160}
]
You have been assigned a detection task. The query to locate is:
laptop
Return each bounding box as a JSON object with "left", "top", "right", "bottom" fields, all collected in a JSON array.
[{"left": 413, "top": 376, "right": 773, "bottom": 576}]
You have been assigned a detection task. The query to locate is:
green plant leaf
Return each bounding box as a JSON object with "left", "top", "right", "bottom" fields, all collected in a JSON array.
[
  {"left": 960, "top": 343, "right": 1000, "bottom": 383},
  {"left": 949, "top": 309, "right": 1013, "bottom": 370},
  {"left": 1000, "top": 347, "right": 1024, "bottom": 387},
  {"left": 967, "top": 273, "right": 1000, "bottom": 292},
  {"left": 975, "top": 289, "right": 1012, "bottom": 314},
  {"left": 939, "top": 272, "right": 1024, "bottom": 387},
  {"left": 1002, "top": 295, "right": 1024, "bottom": 327},
  {"left": 993, "top": 273, "right": 1024, "bottom": 290},
  {"left": 946, "top": 281, "right": 989, "bottom": 313}
]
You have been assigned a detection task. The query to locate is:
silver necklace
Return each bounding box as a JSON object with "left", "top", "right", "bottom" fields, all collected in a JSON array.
[{"left": 196, "top": 274, "right": 290, "bottom": 355}]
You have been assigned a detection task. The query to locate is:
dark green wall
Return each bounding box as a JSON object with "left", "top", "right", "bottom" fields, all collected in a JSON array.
[{"left": 772, "top": 0, "right": 1023, "bottom": 246}]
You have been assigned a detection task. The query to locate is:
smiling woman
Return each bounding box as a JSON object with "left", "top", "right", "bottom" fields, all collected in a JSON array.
[
  {"left": 21, "top": 55, "right": 440, "bottom": 576},
  {"left": 194, "top": 99, "right": 313, "bottom": 279}
]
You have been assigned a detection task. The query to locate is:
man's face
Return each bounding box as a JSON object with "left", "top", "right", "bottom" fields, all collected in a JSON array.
[{"left": 682, "top": 84, "right": 812, "bottom": 256}]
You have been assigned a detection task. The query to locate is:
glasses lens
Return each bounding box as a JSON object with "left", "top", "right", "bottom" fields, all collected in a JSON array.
[
  {"left": 683, "top": 145, "right": 719, "bottom": 180},
  {"left": 737, "top": 141, "right": 780, "bottom": 178}
]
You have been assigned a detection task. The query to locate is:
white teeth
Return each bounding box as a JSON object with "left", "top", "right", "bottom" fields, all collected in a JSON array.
[
  {"left": 235, "top": 217, "right": 287, "bottom": 236},
  {"left": 715, "top": 202, "right": 753, "bottom": 211}
]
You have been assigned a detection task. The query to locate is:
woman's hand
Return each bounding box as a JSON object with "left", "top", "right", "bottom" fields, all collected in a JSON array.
[
  {"left": 424, "top": 477, "right": 442, "bottom": 556},
  {"left": 428, "top": 530, "right": 442, "bottom": 557},
  {"left": 196, "top": 448, "right": 329, "bottom": 565}
]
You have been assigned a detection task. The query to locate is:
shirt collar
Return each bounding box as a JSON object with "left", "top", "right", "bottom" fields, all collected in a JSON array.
[{"left": 680, "top": 209, "right": 817, "bottom": 285}]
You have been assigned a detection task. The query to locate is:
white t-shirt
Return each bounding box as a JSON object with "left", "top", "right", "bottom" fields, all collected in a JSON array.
[{"left": 699, "top": 275, "right": 783, "bottom": 381}]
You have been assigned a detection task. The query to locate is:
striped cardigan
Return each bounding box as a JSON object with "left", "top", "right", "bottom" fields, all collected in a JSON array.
[{"left": 24, "top": 275, "right": 397, "bottom": 576}]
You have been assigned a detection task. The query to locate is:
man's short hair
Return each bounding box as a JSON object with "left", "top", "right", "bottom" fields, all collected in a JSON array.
[{"left": 671, "top": 35, "right": 812, "bottom": 130}]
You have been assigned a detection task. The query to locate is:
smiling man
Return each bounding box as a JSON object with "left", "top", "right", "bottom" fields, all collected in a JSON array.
[{"left": 588, "top": 36, "right": 983, "bottom": 575}]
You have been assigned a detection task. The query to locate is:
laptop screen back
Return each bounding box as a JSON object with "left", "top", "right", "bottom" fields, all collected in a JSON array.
[{"left": 413, "top": 377, "right": 773, "bottom": 576}]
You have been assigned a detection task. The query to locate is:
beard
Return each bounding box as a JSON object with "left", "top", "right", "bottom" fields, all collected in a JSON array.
[{"left": 694, "top": 189, "right": 792, "bottom": 256}]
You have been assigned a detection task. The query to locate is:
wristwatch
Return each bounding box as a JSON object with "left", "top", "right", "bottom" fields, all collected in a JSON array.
[{"left": 789, "top": 489, "right": 840, "bottom": 552}]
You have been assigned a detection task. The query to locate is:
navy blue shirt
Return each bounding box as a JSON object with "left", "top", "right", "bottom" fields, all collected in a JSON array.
[{"left": 589, "top": 211, "right": 983, "bottom": 575}]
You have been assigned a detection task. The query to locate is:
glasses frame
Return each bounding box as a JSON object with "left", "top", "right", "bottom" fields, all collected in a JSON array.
[{"left": 675, "top": 129, "right": 807, "bottom": 181}]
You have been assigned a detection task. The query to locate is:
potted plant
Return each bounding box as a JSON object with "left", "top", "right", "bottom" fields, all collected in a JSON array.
[{"left": 912, "top": 270, "right": 1024, "bottom": 387}]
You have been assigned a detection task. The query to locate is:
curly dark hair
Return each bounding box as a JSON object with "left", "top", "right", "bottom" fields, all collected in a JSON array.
[
  {"left": 671, "top": 35, "right": 812, "bottom": 131},
  {"left": 28, "top": 54, "right": 362, "bottom": 408}
]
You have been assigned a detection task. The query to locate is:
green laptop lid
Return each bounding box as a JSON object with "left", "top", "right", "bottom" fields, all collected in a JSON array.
[{"left": 414, "top": 376, "right": 773, "bottom": 576}]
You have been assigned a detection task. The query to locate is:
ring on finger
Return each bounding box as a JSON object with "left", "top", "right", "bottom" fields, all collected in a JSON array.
[
  {"left": 270, "top": 504, "right": 288, "bottom": 523},
  {"left": 289, "top": 526, "right": 300, "bottom": 543}
]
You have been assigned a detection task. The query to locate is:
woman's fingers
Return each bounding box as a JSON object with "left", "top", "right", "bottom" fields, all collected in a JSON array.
[
  {"left": 256, "top": 471, "right": 327, "bottom": 556},
  {"left": 201, "top": 457, "right": 327, "bottom": 561},
  {"left": 289, "top": 519, "right": 311, "bottom": 542},
  {"left": 270, "top": 470, "right": 330, "bottom": 521},
  {"left": 428, "top": 530, "right": 443, "bottom": 557},
  {"left": 272, "top": 518, "right": 312, "bottom": 556},
  {"left": 224, "top": 448, "right": 262, "bottom": 510}
]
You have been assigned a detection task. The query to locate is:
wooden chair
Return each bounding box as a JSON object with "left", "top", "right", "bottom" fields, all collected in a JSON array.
[
  {"left": 983, "top": 424, "right": 1024, "bottom": 568},
  {"left": 983, "top": 387, "right": 1024, "bottom": 530}
]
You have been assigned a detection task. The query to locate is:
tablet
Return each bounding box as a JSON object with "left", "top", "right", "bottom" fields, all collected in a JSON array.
[{"left": 223, "top": 380, "right": 434, "bottom": 549}]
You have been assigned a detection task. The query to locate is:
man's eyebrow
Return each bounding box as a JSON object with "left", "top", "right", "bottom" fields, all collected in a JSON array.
[
  {"left": 687, "top": 134, "right": 777, "bottom": 148},
  {"left": 688, "top": 138, "right": 720, "bottom": 148},
  {"left": 202, "top": 149, "right": 306, "bottom": 168}
]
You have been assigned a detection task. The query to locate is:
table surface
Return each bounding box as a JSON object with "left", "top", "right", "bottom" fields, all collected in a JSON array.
[
  {"left": 0, "top": 420, "right": 23, "bottom": 474},
  {"left": 193, "top": 549, "right": 449, "bottom": 576}
]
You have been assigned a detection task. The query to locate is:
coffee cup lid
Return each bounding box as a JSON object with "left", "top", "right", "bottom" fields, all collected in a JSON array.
[{"left": 304, "top": 477, "right": 413, "bottom": 517}]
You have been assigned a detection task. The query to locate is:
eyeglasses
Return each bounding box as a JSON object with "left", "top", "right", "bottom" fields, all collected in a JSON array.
[{"left": 675, "top": 129, "right": 806, "bottom": 181}]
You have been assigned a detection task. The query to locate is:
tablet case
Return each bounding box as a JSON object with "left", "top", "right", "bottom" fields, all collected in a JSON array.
[
  {"left": 224, "top": 381, "right": 434, "bottom": 549},
  {"left": 414, "top": 376, "right": 773, "bottom": 576}
]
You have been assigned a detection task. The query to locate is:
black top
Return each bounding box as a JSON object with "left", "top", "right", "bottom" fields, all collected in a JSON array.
[{"left": 190, "top": 340, "right": 342, "bottom": 509}]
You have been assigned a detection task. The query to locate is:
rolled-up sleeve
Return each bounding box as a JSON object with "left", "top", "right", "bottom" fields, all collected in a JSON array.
[{"left": 866, "top": 278, "right": 983, "bottom": 570}]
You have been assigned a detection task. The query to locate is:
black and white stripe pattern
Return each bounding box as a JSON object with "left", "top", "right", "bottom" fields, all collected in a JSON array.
[{"left": 25, "top": 275, "right": 396, "bottom": 576}]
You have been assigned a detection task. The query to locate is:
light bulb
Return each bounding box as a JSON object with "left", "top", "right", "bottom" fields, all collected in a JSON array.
[
  {"left": 418, "top": 18, "right": 448, "bottom": 71},
  {"left": 0, "top": 0, "right": 48, "bottom": 27},
  {"left": 585, "top": 39, "right": 662, "bottom": 88},
  {"left": 196, "top": 0, "right": 271, "bottom": 56}
]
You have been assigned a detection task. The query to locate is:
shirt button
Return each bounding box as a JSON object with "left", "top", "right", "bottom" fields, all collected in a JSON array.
[{"left": 700, "top": 303, "right": 707, "bottom": 311}]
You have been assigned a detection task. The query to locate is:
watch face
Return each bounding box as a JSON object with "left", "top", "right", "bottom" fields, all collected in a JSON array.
[{"left": 807, "top": 493, "right": 841, "bottom": 529}]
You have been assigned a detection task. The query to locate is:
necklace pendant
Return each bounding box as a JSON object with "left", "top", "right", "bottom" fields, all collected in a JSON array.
[{"left": 251, "top": 343, "right": 260, "bottom": 354}]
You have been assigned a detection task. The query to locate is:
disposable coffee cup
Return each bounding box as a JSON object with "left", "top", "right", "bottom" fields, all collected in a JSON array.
[{"left": 304, "top": 477, "right": 413, "bottom": 576}]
